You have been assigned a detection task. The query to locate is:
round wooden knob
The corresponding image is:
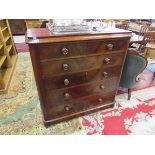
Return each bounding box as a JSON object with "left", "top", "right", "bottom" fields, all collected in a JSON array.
[
  {"left": 104, "top": 58, "right": 110, "bottom": 64},
  {"left": 64, "top": 105, "right": 70, "bottom": 111},
  {"left": 100, "top": 84, "right": 105, "bottom": 89},
  {"left": 62, "top": 63, "right": 69, "bottom": 71},
  {"left": 64, "top": 79, "right": 69, "bottom": 86},
  {"left": 107, "top": 43, "right": 114, "bottom": 50},
  {"left": 98, "top": 97, "right": 103, "bottom": 103},
  {"left": 64, "top": 92, "right": 70, "bottom": 99},
  {"left": 62, "top": 47, "right": 69, "bottom": 55},
  {"left": 102, "top": 71, "right": 108, "bottom": 78}
]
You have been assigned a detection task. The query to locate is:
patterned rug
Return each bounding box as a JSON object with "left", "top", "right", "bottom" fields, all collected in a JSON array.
[
  {"left": 15, "top": 43, "right": 29, "bottom": 53},
  {"left": 0, "top": 53, "right": 155, "bottom": 135}
]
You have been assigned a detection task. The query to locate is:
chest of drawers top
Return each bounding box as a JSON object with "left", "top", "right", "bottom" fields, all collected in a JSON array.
[{"left": 26, "top": 27, "right": 131, "bottom": 44}]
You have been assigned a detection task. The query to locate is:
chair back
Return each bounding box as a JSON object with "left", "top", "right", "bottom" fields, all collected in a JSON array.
[
  {"left": 138, "top": 25, "right": 148, "bottom": 38},
  {"left": 120, "top": 49, "right": 148, "bottom": 89},
  {"left": 138, "top": 31, "right": 155, "bottom": 51},
  {"left": 143, "top": 31, "right": 155, "bottom": 58},
  {"left": 144, "top": 31, "right": 155, "bottom": 43}
]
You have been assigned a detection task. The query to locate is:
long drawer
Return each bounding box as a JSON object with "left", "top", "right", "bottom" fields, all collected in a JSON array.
[
  {"left": 43, "top": 77, "right": 119, "bottom": 107},
  {"left": 43, "top": 65, "right": 122, "bottom": 90},
  {"left": 38, "top": 39, "right": 128, "bottom": 60},
  {"left": 44, "top": 93, "right": 115, "bottom": 120},
  {"left": 40, "top": 52, "right": 125, "bottom": 77}
]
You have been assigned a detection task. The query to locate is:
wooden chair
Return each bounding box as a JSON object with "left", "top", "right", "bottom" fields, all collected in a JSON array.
[
  {"left": 143, "top": 31, "right": 155, "bottom": 80},
  {"left": 119, "top": 49, "right": 148, "bottom": 100},
  {"left": 128, "top": 25, "right": 153, "bottom": 55},
  {"left": 143, "top": 31, "right": 155, "bottom": 55},
  {"left": 136, "top": 30, "right": 154, "bottom": 54},
  {"left": 130, "top": 25, "right": 148, "bottom": 50},
  {"left": 138, "top": 25, "right": 148, "bottom": 38}
]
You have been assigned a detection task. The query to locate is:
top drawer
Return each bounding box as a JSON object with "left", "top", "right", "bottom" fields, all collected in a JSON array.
[{"left": 38, "top": 39, "right": 128, "bottom": 60}]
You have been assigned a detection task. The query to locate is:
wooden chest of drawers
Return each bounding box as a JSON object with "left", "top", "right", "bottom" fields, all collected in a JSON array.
[{"left": 26, "top": 28, "right": 131, "bottom": 125}]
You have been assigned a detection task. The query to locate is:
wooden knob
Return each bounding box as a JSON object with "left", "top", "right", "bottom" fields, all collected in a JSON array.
[
  {"left": 102, "top": 72, "right": 108, "bottom": 78},
  {"left": 62, "top": 47, "right": 69, "bottom": 55},
  {"left": 100, "top": 84, "right": 105, "bottom": 89},
  {"left": 64, "top": 92, "right": 70, "bottom": 99},
  {"left": 62, "top": 63, "right": 69, "bottom": 71},
  {"left": 64, "top": 79, "right": 69, "bottom": 86},
  {"left": 107, "top": 43, "right": 114, "bottom": 50},
  {"left": 104, "top": 58, "right": 110, "bottom": 64},
  {"left": 64, "top": 105, "right": 70, "bottom": 111},
  {"left": 98, "top": 97, "right": 103, "bottom": 103}
]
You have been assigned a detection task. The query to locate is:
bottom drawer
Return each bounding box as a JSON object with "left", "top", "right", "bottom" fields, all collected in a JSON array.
[{"left": 43, "top": 92, "right": 115, "bottom": 121}]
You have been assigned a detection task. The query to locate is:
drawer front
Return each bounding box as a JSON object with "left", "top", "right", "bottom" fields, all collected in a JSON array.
[
  {"left": 40, "top": 52, "right": 125, "bottom": 77},
  {"left": 43, "top": 65, "right": 122, "bottom": 90},
  {"left": 44, "top": 77, "right": 119, "bottom": 107},
  {"left": 39, "top": 42, "right": 87, "bottom": 60},
  {"left": 38, "top": 39, "right": 128, "bottom": 60},
  {"left": 44, "top": 93, "right": 115, "bottom": 120}
]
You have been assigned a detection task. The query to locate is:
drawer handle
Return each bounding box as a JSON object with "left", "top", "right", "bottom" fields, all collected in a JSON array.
[
  {"left": 98, "top": 97, "right": 103, "bottom": 103},
  {"left": 64, "top": 78, "right": 69, "bottom": 86},
  {"left": 64, "top": 92, "right": 70, "bottom": 99},
  {"left": 107, "top": 43, "right": 114, "bottom": 50},
  {"left": 64, "top": 105, "right": 70, "bottom": 111},
  {"left": 62, "top": 47, "right": 69, "bottom": 55},
  {"left": 102, "top": 71, "right": 108, "bottom": 78},
  {"left": 104, "top": 58, "right": 110, "bottom": 64},
  {"left": 62, "top": 63, "right": 69, "bottom": 71},
  {"left": 100, "top": 84, "right": 105, "bottom": 89}
]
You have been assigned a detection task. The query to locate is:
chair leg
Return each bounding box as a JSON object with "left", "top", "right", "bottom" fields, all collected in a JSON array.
[
  {"left": 128, "top": 88, "right": 131, "bottom": 100},
  {"left": 153, "top": 71, "right": 155, "bottom": 81}
]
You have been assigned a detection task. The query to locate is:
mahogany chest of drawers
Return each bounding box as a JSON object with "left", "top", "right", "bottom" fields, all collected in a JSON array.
[{"left": 26, "top": 28, "right": 131, "bottom": 126}]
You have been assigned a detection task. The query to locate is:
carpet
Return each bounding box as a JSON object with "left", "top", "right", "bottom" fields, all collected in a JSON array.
[
  {"left": 15, "top": 43, "right": 29, "bottom": 53},
  {"left": 0, "top": 53, "right": 155, "bottom": 135},
  {"left": 147, "top": 63, "right": 155, "bottom": 73}
]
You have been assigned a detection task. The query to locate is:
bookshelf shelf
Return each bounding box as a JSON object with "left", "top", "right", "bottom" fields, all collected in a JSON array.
[
  {"left": 0, "top": 55, "right": 7, "bottom": 67},
  {"left": 2, "top": 27, "right": 7, "bottom": 32},
  {"left": 0, "top": 44, "right": 3, "bottom": 50},
  {"left": 0, "top": 19, "right": 17, "bottom": 94}
]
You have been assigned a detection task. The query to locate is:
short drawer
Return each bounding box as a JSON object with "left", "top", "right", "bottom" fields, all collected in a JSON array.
[
  {"left": 43, "top": 65, "right": 122, "bottom": 90},
  {"left": 40, "top": 52, "right": 125, "bottom": 77},
  {"left": 43, "top": 93, "right": 115, "bottom": 120},
  {"left": 43, "top": 77, "right": 119, "bottom": 107},
  {"left": 38, "top": 39, "right": 128, "bottom": 60}
]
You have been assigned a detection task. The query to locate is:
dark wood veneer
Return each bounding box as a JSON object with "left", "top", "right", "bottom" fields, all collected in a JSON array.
[
  {"left": 26, "top": 28, "right": 131, "bottom": 126},
  {"left": 38, "top": 39, "right": 127, "bottom": 60},
  {"left": 44, "top": 78, "right": 118, "bottom": 107},
  {"left": 43, "top": 65, "right": 122, "bottom": 90},
  {"left": 44, "top": 93, "right": 116, "bottom": 121},
  {"left": 40, "top": 52, "right": 125, "bottom": 77}
]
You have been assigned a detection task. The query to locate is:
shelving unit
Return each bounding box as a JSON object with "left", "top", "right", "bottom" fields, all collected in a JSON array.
[{"left": 0, "top": 19, "right": 17, "bottom": 94}]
